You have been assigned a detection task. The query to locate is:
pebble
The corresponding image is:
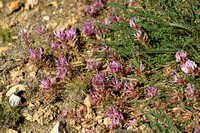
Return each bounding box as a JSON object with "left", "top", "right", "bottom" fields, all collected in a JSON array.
[
  {"left": 9, "top": 93, "right": 21, "bottom": 106},
  {"left": 51, "top": 121, "right": 62, "bottom": 133},
  {"left": 6, "top": 0, "right": 22, "bottom": 12},
  {"left": 27, "top": 0, "right": 38, "bottom": 5},
  {"left": 6, "top": 129, "right": 18, "bottom": 133},
  {"left": 6, "top": 84, "right": 27, "bottom": 97},
  {"left": 0, "top": 1, "right": 3, "bottom": 9},
  {"left": 43, "top": 16, "right": 50, "bottom": 21}
]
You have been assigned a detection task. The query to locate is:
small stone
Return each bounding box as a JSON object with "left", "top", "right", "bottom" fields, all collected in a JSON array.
[
  {"left": 51, "top": 121, "right": 61, "bottom": 133},
  {"left": 43, "top": 16, "right": 50, "bottom": 21},
  {"left": 6, "top": 84, "right": 27, "bottom": 97},
  {"left": 51, "top": 22, "right": 58, "bottom": 29},
  {"left": 0, "top": 1, "right": 3, "bottom": 9},
  {"left": 83, "top": 95, "right": 91, "bottom": 108},
  {"left": 103, "top": 117, "right": 111, "bottom": 127},
  {"left": 6, "top": 0, "right": 22, "bottom": 12},
  {"left": 46, "top": 23, "right": 52, "bottom": 29},
  {"left": 69, "top": 4, "right": 73, "bottom": 7},
  {"left": 66, "top": 17, "right": 76, "bottom": 25},
  {"left": 7, "top": 129, "right": 18, "bottom": 133},
  {"left": 28, "top": 103, "right": 35, "bottom": 108},
  {"left": 95, "top": 115, "right": 103, "bottom": 123},
  {"left": 0, "top": 47, "right": 9, "bottom": 54},
  {"left": 9, "top": 93, "right": 21, "bottom": 106},
  {"left": 11, "top": 36, "right": 18, "bottom": 40},
  {"left": 25, "top": 3, "right": 31, "bottom": 11},
  {"left": 35, "top": 101, "right": 41, "bottom": 107},
  {"left": 29, "top": 71, "right": 36, "bottom": 78},
  {"left": 27, "top": 0, "right": 38, "bottom": 5},
  {"left": 50, "top": 1, "right": 58, "bottom": 8}
]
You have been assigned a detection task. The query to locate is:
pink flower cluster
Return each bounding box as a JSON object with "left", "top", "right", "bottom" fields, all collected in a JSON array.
[
  {"left": 83, "top": 0, "right": 105, "bottom": 16},
  {"left": 104, "top": 105, "right": 124, "bottom": 129},
  {"left": 175, "top": 50, "right": 197, "bottom": 74}
]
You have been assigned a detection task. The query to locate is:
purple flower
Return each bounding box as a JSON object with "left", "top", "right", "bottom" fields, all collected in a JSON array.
[
  {"left": 108, "top": 61, "right": 123, "bottom": 75},
  {"left": 109, "top": 76, "right": 123, "bottom": 91},
  {"left": 55, "top": 56, "right": 68, "bottom": 68},
  {"left": 95, "top": 20, "right": 108, "bottom": 39},
  {"left": 180, "top": 60, "right": 197, "bottom": 74},
  {"left": 56, "top": 67, "right": 68, "bottom": 80},
  {"left": 125, "top": 65, "right": 133, "bottom": 74},
  {"left": 175, "top": 50, "right": 187, "bottom": 62},
  {"left": 81, "top": 21, "right": 96, "bottom": 38},
  {"left": 123, "top": 80, "right": 135, "bottom": 96},
  {"left": 140, "top": 60, "right": 145, "bottom": 71},
  {"left": 104, "top": 105, "right": 124, "bottom": 129},
  {"left": 134, "top": 29, "right": 142, "bottom": 41},
  {"left": 92, "top": 72, "right": 107, "bottom": 90},
  {"left": 129, "top": 17, "right": 140, "bottom": 30},
  {"left": 101, "top": 45, "right": 114, "bottom": 57},
  {"left": 185, "top": 83, "right": 195, "bottom": 99},
  {"left": 51, "top": 40, "right": 60, "bottom": 51},
  {"left": 41, "top": 76, "right": 54, "bottom": 93},
  {"left": 88, "top": 58, "right": 100, "bottom": 71},
  {"left": 54, "top": 28, "right": 78, "bottom": 47},
  {"left": 65, "top": 28, "right": 78, "bottom": 46},
  {"left": 109, "top": 8, "right": 123, "bottom": 23},
  {"left": 34, "top": 24, "right": 48, "bottom": 35},
  {"left": 168, "top": 71, "right": 181, "bottom": 83},
  {"left": 29, "top": 48, "right": 44, "bottom": 62},
  {"left": 83, "top": 0, "right": 105, "bottom": 16},
  {"left": 19, "top": 28, "right": 29, "bottom": 40},
  {"left": 58, "top": 106, "right": 68, "bottom": 117},
  {"left": 54, "top": 28, "right": 65, "bottom": 41},
  {"left": 145, "top": 86, "right": 160, "bottom": 97}
]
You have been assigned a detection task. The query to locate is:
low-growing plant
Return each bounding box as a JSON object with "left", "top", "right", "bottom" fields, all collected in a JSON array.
[{"left": 0, "top": 100, "right": 23, "bottom": 131}]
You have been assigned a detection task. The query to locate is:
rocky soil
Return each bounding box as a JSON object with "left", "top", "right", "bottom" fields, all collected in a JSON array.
[{"left": 0, "top": 0, "right": 114, "bottom": 132}]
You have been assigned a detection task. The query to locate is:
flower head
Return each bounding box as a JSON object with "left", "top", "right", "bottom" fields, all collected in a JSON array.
[
  {"left": 175, "top": 50, "right": 187, "bottom": 63},
  {"left": 56, "top": 67, "right": 68, "bottom": 81},
  {"left": 92, "top": 72, "right": 107, "bottom": 90},
  {"left": 180, "top": 60, "right": 197, "bottom": 74},
  {"left": 19, "top": 28, "right": 29, "bottom": 40},
  {"left": 108, "top": 61, "right": 123, "bottom": 75},
  {"left": 29, "top": 48, "right": 44, "bottom": 62},
  {"left": 54, "top": 28, "right": 78, "bottom": 47},
  {"left": 145, "top": 86, "right": 160, "bottom": 97},
  {"left": 34, "top": 24, "right": 48, "bottom": 35},
  {"left": 104, "top": 105, "right": 124, "bottom": 129},
  {"left": 81, "top": 21, "right": 96, "bottom": 38},
  {"left": 109, "top": 76, "right": 123, "bottom": 91},
  {"left": 168, "top": 71, "right": 181, "bottom": 83},
  {"left": 88, "top": 58, "right": 100, "bottom": 71},
  {"left": 83, "top": 0, "right": 105, "bottom": 16},
  {"left": 55, "top": 56, "right": 68, "bottom": 68},
  {"left": 185, "top": 83, "right": 195, "bottom": 99},
  {"left": 41, "top": 76, "right": 54, "bottom": 94}
]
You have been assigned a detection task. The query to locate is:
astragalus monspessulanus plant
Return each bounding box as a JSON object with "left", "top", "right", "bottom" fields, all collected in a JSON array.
[
  {"left": 18, "top": 0, "right": 200, "bottom": 132},
  {"left": 90, "top": 0, "right": 200, "bottom": 132}
]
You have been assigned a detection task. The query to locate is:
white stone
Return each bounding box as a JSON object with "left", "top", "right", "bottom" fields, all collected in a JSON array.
[
  {"left": 43, "top": 16, "right": 50, "bottom": 21},
  {"left": 51, "top": 121, "right": 62, "bottom": 133},
  {"left": 6, "top": 84, "right": 27, "bottom": 97},
  {"left": 0, "top": 1, "right": 3, "bottom": 9},
  {"left": 27, "top": 0, "right": 38, "bottom": 5},
  {"left": 9, "top": 93, "right": 21, "bottom": 106}
]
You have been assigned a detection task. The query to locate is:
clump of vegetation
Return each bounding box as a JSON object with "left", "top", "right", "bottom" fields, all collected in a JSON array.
[
  {"left": 2, "top": 0, "right": 199, "bottom": 132},
  {"left": 0, "top": 26, "right": 12, "bottom": 42},
  {"left": 0, "top": 100, "right": 23, "bottom": 130}
]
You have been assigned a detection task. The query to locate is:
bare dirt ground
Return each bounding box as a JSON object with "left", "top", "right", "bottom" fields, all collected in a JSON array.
[{"left": 0, "top": 0, "right": 113, "bottom": 132}]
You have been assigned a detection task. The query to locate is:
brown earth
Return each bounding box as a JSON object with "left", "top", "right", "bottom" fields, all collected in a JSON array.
[{"left": 0, "top": 0, "right": 114, "bottom": 132}]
